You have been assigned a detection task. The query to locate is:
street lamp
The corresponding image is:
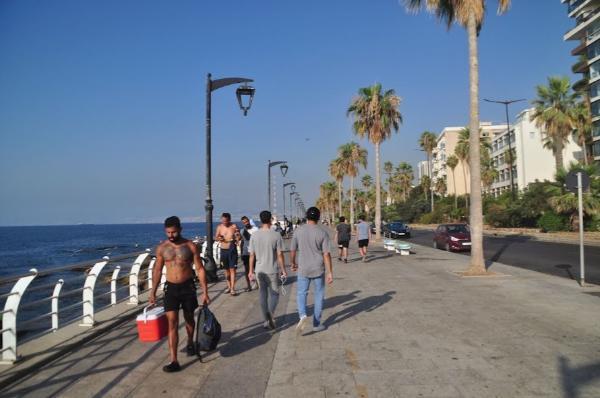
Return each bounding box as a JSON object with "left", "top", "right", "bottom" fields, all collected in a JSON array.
[
  {"left": 205, "top": 73, "right": 255, "bottom": 279},
  {"left": 283, "top": 182, "right": 296, "bottom": 222},
  {"left": 267, "top": 160, "right": 288, "bottom": 212},
  {"left": 484, "top": 98, "right": 525, "bottom": 200}
]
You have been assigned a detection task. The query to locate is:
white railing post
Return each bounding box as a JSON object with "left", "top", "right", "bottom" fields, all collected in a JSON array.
[
  {"left": 80, "top": 260, "right": 108, "bottom": 327},
  {"left": 147, "top": 257, "right": 156, "bottom": 291},
  {"left": 1, "top": 268, "right": 37, "bottom": 364},
  {"left": 51, "top": 279, "right": 64, "bottom": 331},
  {"left": 110, "top": 266, "right": 121, "bottom": 305},
  {"left": 128, "top": 253, "right": 149, "bottom": 305}
]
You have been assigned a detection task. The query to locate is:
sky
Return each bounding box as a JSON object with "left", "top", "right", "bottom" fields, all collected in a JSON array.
[{"left": 0, "top": 0, "right": 577, "bottom": 226}]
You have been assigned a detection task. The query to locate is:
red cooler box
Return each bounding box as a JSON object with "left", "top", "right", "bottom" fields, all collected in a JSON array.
[{"left": 137, "top": 306, "right": 168, "bottom": 342}]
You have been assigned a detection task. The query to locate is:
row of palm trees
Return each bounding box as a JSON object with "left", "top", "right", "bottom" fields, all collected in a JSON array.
[{"left": 317, "top": 0, "right": 512, "bottom": 275}]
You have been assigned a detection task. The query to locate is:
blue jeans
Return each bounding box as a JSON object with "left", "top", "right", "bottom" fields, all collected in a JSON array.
[{"left": 296, "top": 274, "right": 325, "bottom": 327}]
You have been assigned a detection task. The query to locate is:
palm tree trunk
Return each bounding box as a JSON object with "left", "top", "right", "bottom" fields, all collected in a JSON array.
[
  {"left": 466, "top": 13, "right": 485, "bottom": 275},
  {"left": 338, "top": 180, "right": 343, "bottom": 218},
  {"left": 461, "top": 163, "right": 469, "bottom": 210},
  {"left": 452, "top": 170, "right": 457, "bottom": 210},
  {"left": 428, "top": 152, "right": 434, "bottom": 212},
  {"left": 350, "top": 177, "right": 355, "bottom": 230},
  {"left": 556, "top": 138, "right": 564, "bottom": 174},
  {"left": 583, "top": 140, "right": 589, "bottom": 165},
  {"left": 374, "top": 141, "right": 382, "bottom": 241}
]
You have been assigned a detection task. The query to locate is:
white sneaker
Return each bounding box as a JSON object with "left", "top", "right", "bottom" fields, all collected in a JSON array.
[
  {"left": 296, "top": 315, "right": 308, "bottom": 335},
  {"left": 313, "top": 324, "right": 326, "bottom": 332}
]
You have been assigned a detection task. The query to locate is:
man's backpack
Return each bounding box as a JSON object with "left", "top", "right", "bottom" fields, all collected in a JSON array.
[{"left": 195, "top": 305, "right": 221, "bottom": 359}]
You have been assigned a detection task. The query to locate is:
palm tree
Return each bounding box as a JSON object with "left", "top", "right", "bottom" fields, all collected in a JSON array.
[
  {"left": 456, "top": 127, "right": 492, "bottom": 208},
  {"left": 404, "top": 0, "right": 512, "bottom": 275},
  {"left": 348, "top": 83, "right": 403, "bottom": 240},
  {"left": 531, "top": 76, "right": 579, "bottom": 174},
  {"left": 396, "top": 162, "right": 414, "bottom": 202},
  {"left": 446, "top": 154, "right": 459, "bottom": 209},
  {"left": 454, "top": 134, "right": 470, "bottom": 211},
  {"left": 320, "top": 181, "right": 338, "bottom": 223},
  {"left": 421, "top": 175, "right": 432, "bottom": 201},
  {"left": 329, "top": 158, "right": 345, "bottom": 217},
  {"left": 384, "top": 161, "right": 394, "bottom": 205},
  {"left": 571, "top": 101, "right": 591, "bottom": 165},
  {"left": 435, "top": 176, "right": 447, "bottom": 196},
  {"left": 361, "top": 174, "right": 373, "bottom": 190},
  {"left": 419, "top": 131, "right": 438, "bottom": 210},
  {"left": 338, "top": 142, "right": 368, "bottom": 228}
]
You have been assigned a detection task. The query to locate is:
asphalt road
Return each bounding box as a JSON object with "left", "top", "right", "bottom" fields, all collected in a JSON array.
[{"left": 407, "top": 229, "right": 600, "bottom": 286}]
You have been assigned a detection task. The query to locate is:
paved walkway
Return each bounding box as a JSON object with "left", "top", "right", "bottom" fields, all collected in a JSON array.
[{"left": 3, "top": 241, "right": 600, "bottom": 397}]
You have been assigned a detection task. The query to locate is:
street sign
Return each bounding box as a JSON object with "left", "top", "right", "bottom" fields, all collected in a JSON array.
[{"left": 566, "top": 170, "right": 590, "bottom": 193}]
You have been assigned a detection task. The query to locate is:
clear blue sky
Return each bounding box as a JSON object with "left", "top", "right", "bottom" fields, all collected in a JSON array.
[{"left": 0, "top": 0, "right": 576, "bottom": 225}]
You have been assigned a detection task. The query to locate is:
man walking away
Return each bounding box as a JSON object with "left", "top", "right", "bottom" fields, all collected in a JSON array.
[
  {"left": 248, "top": 211, "right": 287, "bottom": 330},
  {"left": 334, "top": 216, "right": 351, "bottom": 263},
  {"left": 240, "top": 216, "right": 258, "bottom": 292},
  {"left": 150, "top": 216, "right": 210, "bottom": 373},
  {"left": 290, "top": 207, "right": 333, "bottom": 334},
  {"left": 357, "top": 214, "right": 371, "bottom": 263}
]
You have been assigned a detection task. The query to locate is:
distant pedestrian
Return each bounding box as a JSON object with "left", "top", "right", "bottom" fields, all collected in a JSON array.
[
  {"left": 240, "top": 216, "right": 259, "bottom": 292},
  {"left": 150, "top": 216, "right": 210, "bottom": 373},
  {"left": 334, "top": 216, "right": 351, "bottom": 263},
  {"left": 215, "top": 213, "right": 240, "bottom": 296},
  {"left": 357, "top": 214, "right": 371, "bottom": 262},
  {"left": 248, "top": 211, "right": 287, "bottom": 330},
  {"left": 290, "top": 207, "right": 333, "bottom": 334}
]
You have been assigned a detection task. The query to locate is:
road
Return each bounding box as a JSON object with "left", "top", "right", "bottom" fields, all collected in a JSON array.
[{"left": 407, "top": 229, "right": 600, "bottom": 285}]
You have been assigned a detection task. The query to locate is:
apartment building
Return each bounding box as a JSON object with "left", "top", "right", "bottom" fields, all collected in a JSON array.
[
  {"left": 431, "top": 122, "right": 507, "bottom": 196},
  {"left": 563, "top": 0, "right": 600, "bottom": 160},
  {"left": 417, "top": 160, "right": 430, "bottom": 184},
  {"left": 488, "top": 108, "right": 582, "bottom": 197}
]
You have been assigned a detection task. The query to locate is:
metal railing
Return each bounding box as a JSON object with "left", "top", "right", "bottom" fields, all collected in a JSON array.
[{"left": 0, "top": 239, "right": 224, "bottom": 365}]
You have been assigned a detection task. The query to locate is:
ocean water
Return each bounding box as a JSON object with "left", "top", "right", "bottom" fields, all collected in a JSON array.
[
  {"left": 0, "top": 223, "right": 208, "bottom": 278},
  {"left": 0, "top": 223, "right": 209, "bottom": 336}
]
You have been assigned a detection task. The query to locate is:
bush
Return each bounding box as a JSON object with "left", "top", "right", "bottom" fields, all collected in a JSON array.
[
  {"left": 537, "top": 212, "right": 567, "bottom": 232},
  {"left": 418, "top": 212, "right": 436, "bottom": 224}
]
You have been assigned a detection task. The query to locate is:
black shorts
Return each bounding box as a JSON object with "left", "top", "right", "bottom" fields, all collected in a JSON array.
[
  {"left": 338, "top": 240, "right": 350, "bottom": 249},
  {"left": 358, "top": 239, "right": 369, "bottom": 248},
  {"left": 241, "top": 255, "right": 250, "bottom": 272},
  {"left": 221, "top": 246, "right": 238, "bottom": 269},
  {"left": 163, "top": 278, "right": 198, "bottom": 314}
]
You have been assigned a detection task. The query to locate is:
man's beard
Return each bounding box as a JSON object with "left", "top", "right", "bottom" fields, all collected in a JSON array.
[{"left": 168, "top": 234, "right": 180, "bottom": 242}]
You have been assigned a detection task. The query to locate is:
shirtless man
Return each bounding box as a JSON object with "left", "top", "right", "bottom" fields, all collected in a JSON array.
[
  {"left": 215, "top": 212, "right": 240, "bottom": 296},
  {"left": 150, "top": 216, "right": 210, "bottom": 373}
]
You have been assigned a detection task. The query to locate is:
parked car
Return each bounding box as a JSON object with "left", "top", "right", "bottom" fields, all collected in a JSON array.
[
  {"left": 383, "top": 221, "right": 411, "bottom": 239},
  {"left": 433, "top": 224, "right": 471, "bottom": 252}
]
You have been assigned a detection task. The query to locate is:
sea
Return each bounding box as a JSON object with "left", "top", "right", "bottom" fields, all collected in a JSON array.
[
  {"left": 0, "top": 223, "right": 209, "bottom": 336},
  {"left": 0, "top": 223, "right": 208, "bottom": 278}
]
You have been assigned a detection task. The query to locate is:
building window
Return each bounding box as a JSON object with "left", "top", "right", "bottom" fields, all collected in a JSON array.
[
  {"left": 593, "top": 121, "right": 600, "bottom": 137},
  {"left": 592, "top": 101, "right": 600, "bottom": 118},
  {"left": 593, "top": 141, "right": 600, "bottom": 157},
  {"left": 591, "top": 80, "right": 600, "bottom": 99},
  {"left": 589, "top": 40, "right": 600, "bottom": 60},
  {"left": 590, "top": 60, "right": 600, "bottom": 81}
]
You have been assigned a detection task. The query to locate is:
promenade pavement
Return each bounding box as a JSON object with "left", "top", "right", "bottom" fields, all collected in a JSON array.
[{"left": 3, "top": 240, "right": 600, "bottom": 397}]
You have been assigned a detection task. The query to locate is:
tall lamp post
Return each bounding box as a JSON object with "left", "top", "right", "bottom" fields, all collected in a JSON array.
[
  {"left": 283, "top": 182, "right": 296, "bottom": 221},
  {"left": 483, "top": 98, "right": 525, "bottom": 200},
  {"left": 268, "top": 161, "right": 288, "bottom": 212},
  {"left": 289, "top": 191, "right": 297, "bottom": 221},
  {"left": 205, "top": 73, "right": 255, "bottom": 279}
]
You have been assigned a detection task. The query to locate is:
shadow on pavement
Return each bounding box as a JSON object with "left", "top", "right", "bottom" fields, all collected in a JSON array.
[
  {"left": 485, "top": 235, "right": 532, "bottom": 270},
  {"left": 559, "top": 355, "right": 600, "bottom": 398},
  {"left": 323, "top": 291, "right": 396, "bottom": 327}
]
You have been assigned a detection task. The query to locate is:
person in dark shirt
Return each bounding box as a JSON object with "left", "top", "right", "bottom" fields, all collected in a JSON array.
[{"left": 334, "top": 216, "right": 351, "bottom": 263}]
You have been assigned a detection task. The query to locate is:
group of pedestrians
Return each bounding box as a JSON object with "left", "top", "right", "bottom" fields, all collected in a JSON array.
[
  {"left": 150, "top": 206, "right": 333, "bottom": 373},
  {"left": 334, "top": 215, "right": 372, "bottom": 263}
]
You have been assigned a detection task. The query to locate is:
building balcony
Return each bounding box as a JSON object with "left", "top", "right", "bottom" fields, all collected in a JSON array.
[
  {"left": 573, "top": 58, "right": 590, "bottom": 73},
  {"left": 565, "top": 8, "right": 600, "bottom": 41}
]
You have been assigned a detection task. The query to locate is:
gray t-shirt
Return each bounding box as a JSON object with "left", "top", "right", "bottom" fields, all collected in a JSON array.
[
  {"left": 290, "top": 224, "right": 331, "bottom": 278},
  {"left": 357, "top": 221, "right": 370, "bottom": 240},
  {"left": 336, "top": 223, "right": 351, "bottom": 242},
  {"left": 248, "top": 229, "right": 284, "bottom": 275}
]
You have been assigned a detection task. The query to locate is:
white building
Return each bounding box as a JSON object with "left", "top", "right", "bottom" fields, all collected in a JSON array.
[
  {"left": 432, "top": 122, "right": 507, "bottom": 196},
  {"left": 563, "top": 0, "right": 600, "bottom": 161},
  {"left": 488, "top": 108, "right": 583, "bottom": 196},
  {"left": 417, "top": 160, "right": 430, "bottom": 184}
]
